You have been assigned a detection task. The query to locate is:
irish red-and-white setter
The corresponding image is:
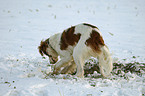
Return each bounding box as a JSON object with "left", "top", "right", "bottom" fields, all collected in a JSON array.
[{"left": 38, "top": 23, "right": 113, "bottom": 78}]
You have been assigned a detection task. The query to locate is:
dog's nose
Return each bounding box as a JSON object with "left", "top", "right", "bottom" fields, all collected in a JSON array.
[
  {"left": 50, "top": 57, "right": 58, "bottom": 64},
  {"left": 50, "top": 61, "right": 55, "bottom": 64}
]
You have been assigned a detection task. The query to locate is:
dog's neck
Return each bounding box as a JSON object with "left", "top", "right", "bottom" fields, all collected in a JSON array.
[
  {"left": 45, "top": 38, "right": 59, "bottom": 58},
  {"left": 46, "top": 38, "right": 55, "bottom": 51}
]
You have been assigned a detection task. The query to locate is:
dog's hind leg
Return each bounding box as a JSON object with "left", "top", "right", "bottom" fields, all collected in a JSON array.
[
  {"left": 73, "top": 45, "right": 90, "bottom": 78},
  {"left": 73, "top": 56, "right": 85, "bottom": 78}
]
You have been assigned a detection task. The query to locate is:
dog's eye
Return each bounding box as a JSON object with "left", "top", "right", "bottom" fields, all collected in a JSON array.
[
  {"left": 46, "top": 53, "right": 52, "bottom": 58},
  {"left": 43, "top": 51, "right": 52, "bottom": 57},
  {"left": 48, "top": 54, "right": 52, "bottom": 57}
]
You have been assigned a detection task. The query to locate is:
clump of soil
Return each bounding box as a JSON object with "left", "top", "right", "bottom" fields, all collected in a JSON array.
[{"left": 84, "top": 59, "right": 145, "bottom": 79}]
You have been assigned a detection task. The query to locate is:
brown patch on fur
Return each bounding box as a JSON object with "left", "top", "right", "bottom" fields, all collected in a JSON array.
[
  {"left": 83, "top": 23, "right": 99, "bottom": 30},
  {"left": 60, "top": 26, "right": 81, "bottom": 50},
  {"left": 85, "top": 30, "right": 105, "bottom": 53},
  {"left": 38, "top": 39, "right": 49, "bottom": 56}
]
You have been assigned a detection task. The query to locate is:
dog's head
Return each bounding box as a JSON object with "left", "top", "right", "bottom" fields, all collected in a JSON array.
[{"left": 38, "top": 39, "right": 58, "bottom": 64}]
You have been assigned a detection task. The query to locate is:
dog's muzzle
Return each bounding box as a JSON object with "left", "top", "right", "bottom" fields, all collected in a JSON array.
[{"left": 50, "top": 57, "right": 58, "bottom": 64}]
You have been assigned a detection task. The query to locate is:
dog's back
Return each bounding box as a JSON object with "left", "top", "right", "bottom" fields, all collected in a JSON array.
[{"left": 60, "top": 23, "right": 104, "bottom": 54}]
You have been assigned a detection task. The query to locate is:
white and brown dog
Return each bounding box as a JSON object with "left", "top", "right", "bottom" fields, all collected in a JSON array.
[{"left": 38, "top": 23, "right": 113, "bottom": 78}]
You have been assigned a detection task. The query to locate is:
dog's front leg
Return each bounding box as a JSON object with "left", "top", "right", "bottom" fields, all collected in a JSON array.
[
  {"left": 61, "top": 60, "right": 77, "bottom": 74},
  {"left": 53, "top": 57, "right": 73, "bottom": 74}
]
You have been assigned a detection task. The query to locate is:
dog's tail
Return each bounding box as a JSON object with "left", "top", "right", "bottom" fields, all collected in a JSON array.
[{"left": 98, "top": 45, "right": 113, "bottom": 77}]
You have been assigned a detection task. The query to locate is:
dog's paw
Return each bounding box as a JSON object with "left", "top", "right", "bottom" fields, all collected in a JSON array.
[{"left": 76, "top": 73, "right": 84, "bottom": 78}]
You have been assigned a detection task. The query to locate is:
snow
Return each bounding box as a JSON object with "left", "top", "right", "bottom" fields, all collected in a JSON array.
[{"left": 0, "top": 0, "right": 145, "bottom": 96}]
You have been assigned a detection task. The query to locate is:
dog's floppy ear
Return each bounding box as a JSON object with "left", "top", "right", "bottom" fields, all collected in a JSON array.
[
  {"left": 38, "top": 47, "right": 44, "bottom": 56},
  {"left": 38, "top": 40, "right": 45, "bottom": 56}
]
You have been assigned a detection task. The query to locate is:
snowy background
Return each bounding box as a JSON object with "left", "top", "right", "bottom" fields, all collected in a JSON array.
[{"left": 0, "top": 0, "right": 145, "bottom": 96}]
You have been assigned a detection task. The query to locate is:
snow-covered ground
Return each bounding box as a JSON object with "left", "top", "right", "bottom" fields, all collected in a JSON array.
[{"left": 0, "top": 0, "right": 145, "bottom": 96}]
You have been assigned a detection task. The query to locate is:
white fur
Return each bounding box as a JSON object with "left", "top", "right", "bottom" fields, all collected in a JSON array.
[{"left": 47, "top": 24, "right": 113, "bottom": 78}]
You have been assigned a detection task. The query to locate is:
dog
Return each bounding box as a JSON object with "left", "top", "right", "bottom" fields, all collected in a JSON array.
[{"left": 38, "top": 23, "right": 113, "bottom": 78}]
